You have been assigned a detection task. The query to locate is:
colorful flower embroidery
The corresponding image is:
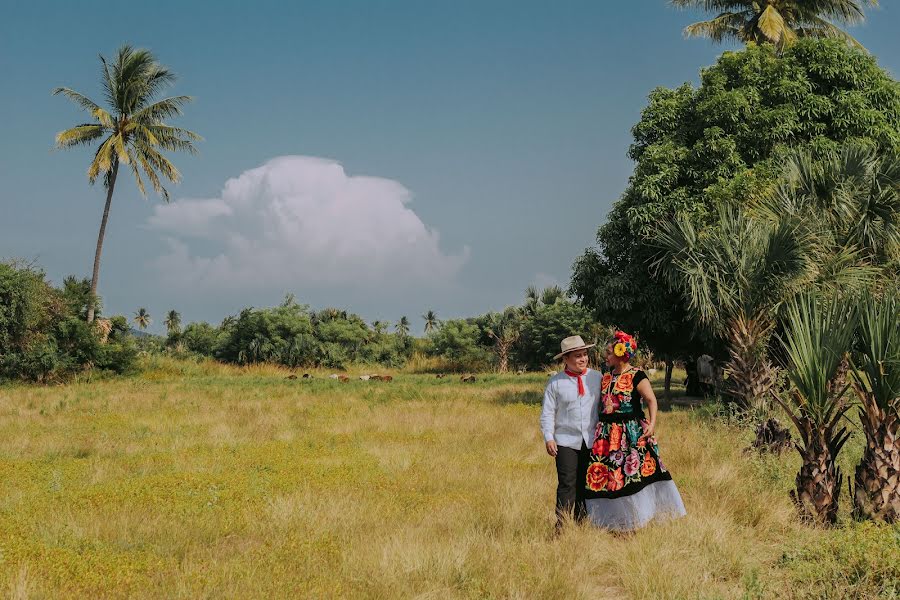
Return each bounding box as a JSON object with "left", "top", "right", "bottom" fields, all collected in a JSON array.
[
  {"left": 624, "top": 449, "right": 640, "bottom": 476},
  {"left": 610, "top": 450, "right": 624, "bottom": 467},
  {"left": 592, "top": 438, "right": 610, "bottom": 457},
  {"left": 609, "top": 423, "right": 623, "bottom": 451},
  {"left": 607, "top": 468, "right": 625, "bottom": 491},
  {"left": 601, "top": 373, "right": 612, "bottom": 390},
  {"left": 615, "top": 372, "right": 635, "bottom": 392},
  {"left": 587, "top": 462, "right": 610, "bottom": 491},
  {"left": 641, "top": 453, "right": 657, "bottom": 477},
  {"left": 602, "top": 394, "right": 620, "bottom": 415}
]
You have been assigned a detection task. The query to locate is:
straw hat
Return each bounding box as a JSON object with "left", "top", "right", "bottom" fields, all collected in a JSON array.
[{"left": 553, "top": 335, "right": 596, "bottom": 360}]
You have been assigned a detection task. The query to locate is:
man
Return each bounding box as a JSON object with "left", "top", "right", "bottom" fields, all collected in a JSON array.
[{"left": 540, "top": 335, "right": 601, "bottom": 532}]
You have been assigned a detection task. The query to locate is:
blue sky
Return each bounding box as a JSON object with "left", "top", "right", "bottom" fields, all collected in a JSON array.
[{"left": 1, "top": 1, "right": 898, "bottom": 334}]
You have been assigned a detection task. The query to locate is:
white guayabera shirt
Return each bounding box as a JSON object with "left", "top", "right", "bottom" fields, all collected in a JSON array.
[{"left": 540, "top": 368, "right": 602, "bottom": 450}]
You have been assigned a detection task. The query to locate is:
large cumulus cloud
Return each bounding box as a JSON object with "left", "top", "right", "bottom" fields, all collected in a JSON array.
[{"left": 147, "top": 156, "right": 469, "bottom": 293}]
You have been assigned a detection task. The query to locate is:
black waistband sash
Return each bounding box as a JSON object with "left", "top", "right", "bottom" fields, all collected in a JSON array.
[{"left": 597, "top": 408, "right": 645, "bottom": 424}]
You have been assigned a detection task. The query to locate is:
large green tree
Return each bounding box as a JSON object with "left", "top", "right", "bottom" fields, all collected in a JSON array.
[
  {"left": 53, "top": 45, "right": 201, "bottom": 323},
  {"left": 672, "top": 0, "right": 877, "bottom": 49},
  {"left": 515, "top": 293, "right": 602, "bottom": 371},
  {"left": 571, "top": 39, "right": 900, "bottom": 389}
]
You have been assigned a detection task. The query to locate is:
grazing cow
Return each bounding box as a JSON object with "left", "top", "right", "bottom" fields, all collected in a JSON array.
[
  {"left": 338, "top": 375, "right": 350, "bottom": 383},
  {"left": 302, "top": 373, "right": 312, "bottom": 379},
  {"left": 329, "top": 374, "right": 340, "bottom": 380},
  {"left": 461, "top": 375, "right": 476, "bottom": 383},
  {"left": 696, "top": 354, "right": 718, "bottom": 395},
  {"left": 286, "top": 374, "right": 298, "bottom": 380},
  {"left": 435, "top": 374, "right": 445, "bottom": 379},
  {"left": 382, "top": 375, "right": 393, "bottom": 382}
]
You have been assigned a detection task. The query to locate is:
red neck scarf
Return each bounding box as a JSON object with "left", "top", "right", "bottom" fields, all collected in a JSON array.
[{"left": 565, "top": 368, "right": 586, "bottom": 396}]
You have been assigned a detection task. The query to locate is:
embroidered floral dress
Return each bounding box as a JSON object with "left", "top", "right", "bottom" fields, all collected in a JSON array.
[{"left": 583, "top": 367, "right": 686, "bottom": 531}]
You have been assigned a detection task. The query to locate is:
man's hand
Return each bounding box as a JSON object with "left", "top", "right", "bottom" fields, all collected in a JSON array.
[{"left": 545, "top": 440, "right": 558, "bottom": 457}]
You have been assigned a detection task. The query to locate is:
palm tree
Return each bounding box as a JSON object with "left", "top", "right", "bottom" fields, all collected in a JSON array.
[
  {"left": 540, "top": 285, "right": 566, "bottom": 306},
  {"left": 53, "top": 45, "right": 201, "bottom": 323},
  {"left": 653, "top": 204, "right": 811, "bottom": 412},
  {"left": 485, "top": 307, "right": 522, "bottom": 373},
  {"left": 134, "top": 308, "right": 151, "bottom": 331},
  {"left": 372, "top": 320, "right": 387, "bottom": 335},
  {"left": 523, "top": 285, "right": 541, "bottom": 317},
  {"left": 395, "top": 316, "right": 410, "bottom": 337},
  {"left": 164, "top": 310, "right": 182, "bottom": 335},
  {"left": 422, "top": 310, "right": 440, "bottom": 333},
  {"left": 851, "top": 292, "right": 900, "bottom": 522},
  {"left": 671, "top": 0, "right": 877, "bottom": 50},
  {"left": 773, "top": 293, "right": 857, "bottom": 524},
  {"left": 762, "top": 145, "right": 900, "bottom": 276}
]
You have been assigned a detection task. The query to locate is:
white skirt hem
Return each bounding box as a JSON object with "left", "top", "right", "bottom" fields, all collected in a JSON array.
[{"left": 584, "top": 479, "right": 686, "bottom": 532}]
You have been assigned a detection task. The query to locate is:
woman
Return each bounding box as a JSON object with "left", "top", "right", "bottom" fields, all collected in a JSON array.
[{"left": 584, "top": 331, "right": 686, "bottom": 531}]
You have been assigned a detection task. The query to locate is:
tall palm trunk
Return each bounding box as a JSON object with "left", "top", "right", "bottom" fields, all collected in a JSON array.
[
  {"left": 853, "top": 400, "right": 900, "bottom": 522},
  {"left": 774, "top": 389, "right": 851, "bottom": 525},
  {"left": 86, "top": 159, "right": 119, "bottom": 323},
  {"left": 496, "top": 342, "right": 512, "bottom": 373},
  {"left": 726, "top": 313, "right": 777, "bottom": 410},
  {"left": 792, "top": 426, "right": 845, "bottom": 525},
  {"left": 661, "top": 360, "right": 674, "bottom": 411}
]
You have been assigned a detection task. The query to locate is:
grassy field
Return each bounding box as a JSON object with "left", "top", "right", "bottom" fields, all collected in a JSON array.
[{"left": 1, "top": 357, "right": 898, "bottom": 599}]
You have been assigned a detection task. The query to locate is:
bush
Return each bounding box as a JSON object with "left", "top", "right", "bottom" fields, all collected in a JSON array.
[
  {"left": 426, "top": 319, "right": 492, "bottom": 371},
  {"left": 0, "top": 261, "right": 137, "bottom": 382}
]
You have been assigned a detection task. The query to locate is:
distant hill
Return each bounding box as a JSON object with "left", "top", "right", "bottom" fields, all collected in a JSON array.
[{"left": 129, "top": 328, "right": 155, "bottom": 338}]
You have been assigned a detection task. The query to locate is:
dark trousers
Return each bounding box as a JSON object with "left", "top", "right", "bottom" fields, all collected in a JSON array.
[{"left": 555, "top": 441, "right": 590, "bottom": 526}]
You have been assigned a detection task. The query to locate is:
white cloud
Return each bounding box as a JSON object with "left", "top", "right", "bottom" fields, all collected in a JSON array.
[{"left": 147, "top": 156, "right": 469, "bottom": 293}]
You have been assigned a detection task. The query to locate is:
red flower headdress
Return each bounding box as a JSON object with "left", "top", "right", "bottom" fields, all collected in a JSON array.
[{"left": 612, "top": 331, "right": 637, "bottom": 361}]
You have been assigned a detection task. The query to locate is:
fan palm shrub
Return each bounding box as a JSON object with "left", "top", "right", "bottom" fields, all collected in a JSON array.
[
  {"left": 850, "top": 292, "right": 900, "bottom": 522},
  {"left": 774, "top": 293, "right": 858, "bottom": 524}
]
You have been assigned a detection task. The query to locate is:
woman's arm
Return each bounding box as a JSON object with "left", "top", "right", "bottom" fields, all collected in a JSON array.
[{"left": 636, "top": 377, "right": 657, "bottom": 440}]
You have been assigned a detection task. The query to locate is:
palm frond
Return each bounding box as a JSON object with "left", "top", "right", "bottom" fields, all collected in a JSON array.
[
  {"left": 54, "top": 124, "right": 105, "bottom": 148},
  {"left": 757, "top": 4, "right": 793, "bottom": 45},
  {"left": 51, "top": 87, "right": 102, "bottom": 113},
  {"left": 132, "top": 96, "right": 193, "bottom": 123},
  {"left": 87, "top": 136, "right": 117, "bottom": 183},
  {"left": 128, "top": 158, "right": 148, "bottom": 197},
  {"left": 136, "top": 151, "right": 168, "bottom": 200},
  {"left": 778, "top": 293, "right": 858, "bottom": 426},
  {"left": 852, "top": 291, "right": 900, "bottom": 414},
  {"left": 683, "top": 11, "right": 751, "bottom": 42},
  {"left": 134, "top": 139, "right": 181, "bottom": 184}
]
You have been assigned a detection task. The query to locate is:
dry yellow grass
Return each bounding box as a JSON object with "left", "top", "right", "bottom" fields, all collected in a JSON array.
[{"left": 0, "top": 357, "right": 897, "bottom": 599}]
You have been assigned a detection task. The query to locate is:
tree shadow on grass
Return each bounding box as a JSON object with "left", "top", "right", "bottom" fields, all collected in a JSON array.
[{"left": 491, "top": 389, "right": 543, "bottom": 405}]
